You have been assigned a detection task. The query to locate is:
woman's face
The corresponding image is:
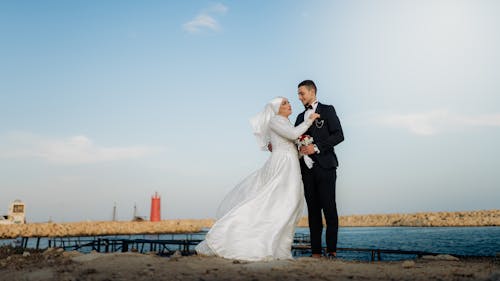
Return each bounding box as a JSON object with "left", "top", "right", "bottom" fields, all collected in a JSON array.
[{"left": 278, "top": 98, "right": 292, "bottom": 117}]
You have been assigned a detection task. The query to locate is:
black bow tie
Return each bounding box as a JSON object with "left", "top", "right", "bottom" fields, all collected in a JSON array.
[{"left": 305, "top": 104, "right": 313, "bottom": 110}]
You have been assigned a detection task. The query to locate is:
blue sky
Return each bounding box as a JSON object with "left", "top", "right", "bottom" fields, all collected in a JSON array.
[{"left": 1, "top": 0, "right": 499, "bottom": 222}]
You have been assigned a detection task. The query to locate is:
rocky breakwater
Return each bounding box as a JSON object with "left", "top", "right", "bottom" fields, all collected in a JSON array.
[
  {"left": 296, "top": 209, "right": 500, "bottom": 227},
  {"left": 1, "top": 210, "right": 497, "bottom": 239},
  {"left": 0, "top": 219, "right": 212, "bottom": 239},
  {"left": 340, "top": 209, "right": 500, "bottom": 227}
]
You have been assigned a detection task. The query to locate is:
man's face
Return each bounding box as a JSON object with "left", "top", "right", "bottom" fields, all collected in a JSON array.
[{"left": 298, "top": 85, "right": 316, "bottom": 106}]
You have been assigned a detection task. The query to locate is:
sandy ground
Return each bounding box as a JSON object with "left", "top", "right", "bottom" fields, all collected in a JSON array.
[{"left": 0, "top": 247, "right": 498, "bottom": 281}]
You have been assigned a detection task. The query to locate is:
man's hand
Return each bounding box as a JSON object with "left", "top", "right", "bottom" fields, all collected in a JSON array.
[
  {"left": 300, "top": 144, "right": 315, "bottom": 155},
  {"left": 267, "top": 143, "right": 273, "bottom": 152}
]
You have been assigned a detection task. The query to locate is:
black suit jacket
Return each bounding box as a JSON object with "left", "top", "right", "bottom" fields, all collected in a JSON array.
[{"left": 295, "top": 103, "right": 344, "bottom": 169}]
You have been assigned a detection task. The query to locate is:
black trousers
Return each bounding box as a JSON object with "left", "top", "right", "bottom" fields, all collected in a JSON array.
[{"left": 301, "top": 161, "right": 338, "bottom": 254}]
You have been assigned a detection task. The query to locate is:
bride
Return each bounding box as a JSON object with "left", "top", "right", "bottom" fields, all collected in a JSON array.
[{"left": 195, "top": 97, "right": 320, "bottom": 261}]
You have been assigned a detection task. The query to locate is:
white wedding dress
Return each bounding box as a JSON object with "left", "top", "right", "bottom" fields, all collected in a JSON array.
[{"left": 195, "top": 115, "right": 314, "bottom": 261}]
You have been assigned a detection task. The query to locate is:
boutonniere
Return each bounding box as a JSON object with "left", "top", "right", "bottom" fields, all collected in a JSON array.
[{"left": 315, "top": 119, "right": 324, "bottom": 129}]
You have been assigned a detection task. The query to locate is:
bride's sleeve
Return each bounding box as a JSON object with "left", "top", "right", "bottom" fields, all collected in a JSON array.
[{"left": 269, "top": 117, "right": 313, "bottom": 140}]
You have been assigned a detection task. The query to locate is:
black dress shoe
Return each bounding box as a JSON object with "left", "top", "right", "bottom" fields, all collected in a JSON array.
[{"left": 326, "top": 252, "right": 337, "bottom": 259}]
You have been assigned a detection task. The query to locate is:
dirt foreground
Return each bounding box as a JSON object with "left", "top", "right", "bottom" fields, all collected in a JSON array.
[{"left": 0, "top": 247, "right": 498, "bottom": 281}]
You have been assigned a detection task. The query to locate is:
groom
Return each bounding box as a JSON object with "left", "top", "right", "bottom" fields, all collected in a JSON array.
[{"left": 295, "top": 80, "right": 344, "bottom": 258}]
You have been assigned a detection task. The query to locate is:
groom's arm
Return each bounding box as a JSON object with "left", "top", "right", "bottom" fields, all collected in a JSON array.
[{"left": 315, "top": 105, "right": 344, "bottom": 152}]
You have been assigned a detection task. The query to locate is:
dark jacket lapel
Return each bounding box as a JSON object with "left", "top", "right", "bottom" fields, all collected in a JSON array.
[{"left": 315, "top": 102, "right": 323, "bottom": 115}]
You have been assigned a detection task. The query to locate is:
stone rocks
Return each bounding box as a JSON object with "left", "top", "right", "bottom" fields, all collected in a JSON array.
[
  {"left": 0, "top": 220, "right": 207, "bottom": 239},
  {"left": 421, "top": 254, "right": 459, "bottom": 261},
  {"left": 488, "top": 271, "right": 500, "bottom": 281},
  {"left": 402, "top": 260, "right": 415, "bottom": 268},
  {"left": 43, "top": 247, "right": 55, "bottom": 255},
  {"left": 171, "top": 250, "right": 182, "bottom": 258},
  {"left": 62, "top": 250, "right": 82, "bottom": 259},
  {"left": 298, "top": 209, "right": 500, "bottom": 227},
  {"left": 70, "top": 252, "right": 104, "bottom": 263},
  {"left": 0, "top": 210, "right": 497, "bottom": 238}
]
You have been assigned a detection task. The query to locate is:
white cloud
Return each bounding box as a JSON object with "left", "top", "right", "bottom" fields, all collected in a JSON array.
[
  {"left": 208, "top": 3, "right": 228, "bottom": 14},
  {"left": 0, "top": 133, "right": 163, "bottom": 164},
  {"left": 183, "top": 3, "right": 228, "bottom": 33},
  {"left": 183, "top": 14, "right": 220, "bottom": 33},
  {"left": 377, "top": 110, "right": 500, "bottom": 135}
]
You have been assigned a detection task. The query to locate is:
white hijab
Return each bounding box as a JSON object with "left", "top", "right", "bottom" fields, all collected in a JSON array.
[{"left": 249, "top": 97, "right": 284, "bottom": 150}]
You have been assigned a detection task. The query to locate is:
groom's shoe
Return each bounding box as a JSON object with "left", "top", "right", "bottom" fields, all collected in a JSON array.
[
  {"left": 311, "top": 253, "right": 322, "bottom": 259},
  {"left": 325, "top": 252, "right": 337, "bottom": 259}
]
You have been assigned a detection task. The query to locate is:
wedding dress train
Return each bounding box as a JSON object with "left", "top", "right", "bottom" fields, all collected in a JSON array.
[{"left": 195, "top": 115, "right": 313, "bottom": 261}]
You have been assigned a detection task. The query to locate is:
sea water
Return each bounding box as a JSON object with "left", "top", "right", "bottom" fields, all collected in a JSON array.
[
  {"left": 296, "top": 226, "right": 500, "bottom": 260},
  {"left": 1, "top": 226, "right": 498, "bottom": 261}
]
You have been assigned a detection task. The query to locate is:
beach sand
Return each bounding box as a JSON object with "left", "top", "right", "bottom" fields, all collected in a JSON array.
[{"left": 0, "top": 248, "right": 498, "bottom": 281}]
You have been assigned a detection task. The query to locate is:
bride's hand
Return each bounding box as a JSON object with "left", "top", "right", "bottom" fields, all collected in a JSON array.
[{"left": 309, "top": 113, "right": 320, "bottom": 120}]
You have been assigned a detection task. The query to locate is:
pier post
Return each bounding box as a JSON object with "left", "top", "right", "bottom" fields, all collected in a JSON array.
[{"left": 122, "top": 241, "right": 128, "bottom": 252}]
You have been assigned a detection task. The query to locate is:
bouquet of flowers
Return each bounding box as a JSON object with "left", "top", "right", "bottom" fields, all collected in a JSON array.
[
  {"left": 297, "top": 134, "right": 315, "bottom": 168},
  {"left": 296, "top": 134, "right": 314, "bottom": 148}
]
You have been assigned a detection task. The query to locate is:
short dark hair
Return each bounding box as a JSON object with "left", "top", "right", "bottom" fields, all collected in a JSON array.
[{"left": 298, "top": 80, "right": 317, "bottom": 94}]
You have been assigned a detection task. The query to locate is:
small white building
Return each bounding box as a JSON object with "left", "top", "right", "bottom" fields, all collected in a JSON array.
[{"left": 0, "top": 200, "right": 26, "bottom": 225}]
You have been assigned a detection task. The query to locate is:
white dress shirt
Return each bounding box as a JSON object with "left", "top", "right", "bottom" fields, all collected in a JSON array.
[{"left": 304, "top": 100, "right": 319, "bottom": 121}]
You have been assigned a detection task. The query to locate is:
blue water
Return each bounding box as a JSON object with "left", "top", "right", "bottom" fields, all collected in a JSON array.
[
  {"left": 1, "top": 227, "right": 499, "bottom": 261},
  {"left": 296, "top": 227, "right": 500, "bottom": 260}
]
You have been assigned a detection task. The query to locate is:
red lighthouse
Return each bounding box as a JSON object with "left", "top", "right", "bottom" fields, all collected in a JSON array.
[{"left": 150, "top": 192, "right": 161, "bottom": 222}]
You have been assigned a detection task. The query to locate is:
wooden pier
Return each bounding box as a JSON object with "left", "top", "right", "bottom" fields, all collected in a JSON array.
[
  {"left": 291, "top": 233, "right": 442, "bottom": 261},
  {"left": 11, "top": 233, "right": 452, "bottom": 261},
  {"left": 46, "top": 236, "right": 202, "bottom": 256}
]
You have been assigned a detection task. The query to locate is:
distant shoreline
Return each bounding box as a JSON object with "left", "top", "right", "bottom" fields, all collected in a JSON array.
[
  {"left": 302, "top": 209, "right": 500, "bottom": 228},
  {"left": 0, "top": 210, "right": 498, "bottom": 239}
]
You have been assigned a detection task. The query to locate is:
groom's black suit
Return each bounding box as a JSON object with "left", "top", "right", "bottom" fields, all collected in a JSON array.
[{"left": 295, "top": 102, "right": 344, "bottom": 255}]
